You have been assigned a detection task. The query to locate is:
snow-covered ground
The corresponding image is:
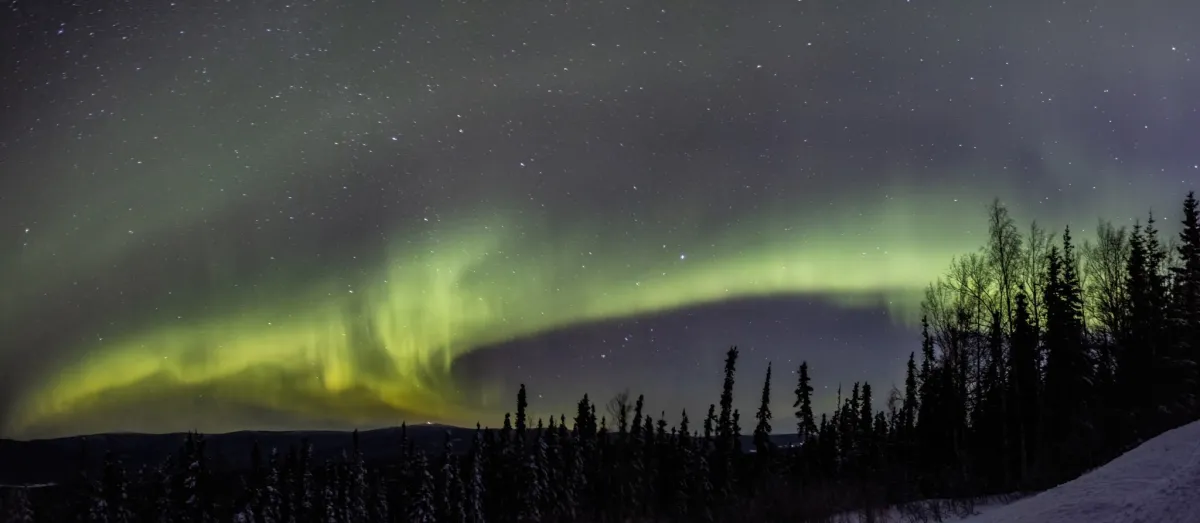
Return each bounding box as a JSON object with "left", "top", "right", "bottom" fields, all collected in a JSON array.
[
  {"left": 958, "top": 419, "right": 1200, "bottom": 523},
  {"left": 836, "top": 419, "right": 1200, "bottom": 522}
]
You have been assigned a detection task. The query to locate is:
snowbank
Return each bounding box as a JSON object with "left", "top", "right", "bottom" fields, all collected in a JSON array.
[{"left": 960, "top": 419, "right": 1200, "bottom": 523}]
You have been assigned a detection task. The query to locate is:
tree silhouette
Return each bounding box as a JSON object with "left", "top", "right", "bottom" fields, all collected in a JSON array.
[
  {"left": 753, "top": 362, "right": 774, "bottom": 456},
  {"left": 16, "top": 190, "right": 1200, "bottom": 523}
]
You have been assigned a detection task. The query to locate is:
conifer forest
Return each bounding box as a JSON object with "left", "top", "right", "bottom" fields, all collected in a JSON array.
[{"left": 3, "top": 191, "right": 1200, "bottom": 522}]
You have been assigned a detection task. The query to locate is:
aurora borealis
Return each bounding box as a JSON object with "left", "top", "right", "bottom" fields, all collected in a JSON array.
[{"left": 1, "top": 0, "right": 1197, "bottom": 439}]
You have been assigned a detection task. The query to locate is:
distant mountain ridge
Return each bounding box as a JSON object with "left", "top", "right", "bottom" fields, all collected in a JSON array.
[
  {"left": 0, "top": 424, "right": 465, "bottom": 485},
  {"left": 0, "top": 425, "right": 799, "bottom": 485}
]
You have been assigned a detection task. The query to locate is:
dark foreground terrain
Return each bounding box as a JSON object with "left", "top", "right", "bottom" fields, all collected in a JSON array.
[{"left": 0, "top": 425, "right": 796, "bottom": 486}]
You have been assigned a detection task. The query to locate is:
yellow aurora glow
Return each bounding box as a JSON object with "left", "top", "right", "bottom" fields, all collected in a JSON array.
[
  {"left": 8, "top": 170, "right": 1177, "bottom": 440},
  {"left": 8, "top": 198, "right": 981, "bottom": 438}
]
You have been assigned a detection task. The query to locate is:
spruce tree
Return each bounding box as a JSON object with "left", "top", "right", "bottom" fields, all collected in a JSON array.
[
  {"left": 1007, "top": 290, "right": 1041, "bottom": 487},
  {"left": 793, "top": 361, "right": 817, "bottom": 444},
  {"left": 3, "top": 487, "right": 35, "bottom": 523},
  {"left": 975, "top": 310, "right": 1009, "bottom": 489},
  {"left": 703, "top": 405, "right": 716, "bottom": 443},
  {"left": 1144, "top": 214, "right": 1182, "bottom": 424},
  {"left": 1042, "top": 230, "right": 1094, "bottom": 476},
  {"left": 517, "top": 434, "right": 548, "bottom": 522},
  {"left": 841, "top": 382, "right": 861, "bottom": 470},
  {"left": 259, "top": 449, "right": 283, "bottom": 523},
  {"left": 407, "top": 450, "right": 437, "bottom": 523},
  {"left": 321, "top": 466, "right": 338, "bottom": 523},
  {"left": 915, "top": 318, "right": 946, "bottom": 493},
  {"left": 732, "top": 409, "right": 742, "bottom": 453},
  {"left": 250, "top": 440, "right": 264, "bottom": 510},
  {"left": 100, "top": 452, "right": 133, "bottom": 523},
  {"left": 631, "top": 394, "right": 646, "bottom": 442},
  {"left": 88, "top": 471, "right": 109, "bottom": 523},
  {"left": 152, "top": 460, "right": 174, "bottom": 523},
  {"left": 438, "top": 432, "right": 464, "bottom": 523},
  {"left": 450, "top": 460, "right": 468, "bottom": 523},
  {"left": 561, "top": 432, "right": 585, "bottom": 521},
  {"left": 368, "top": 472, "right": 389, "bottom": 523},
  {"left": 466, "top": 427, "right": 487, "bottom": 523},
  {"left": 1172, "top": 192, "right": 1200, "bottom": 416},
  {"left": 1174, "top": 192, "right": 1200, "bottom": 330},
  {"left": 857, "top": 382, "right": 874, "bottom": 474},
  {"left": 516, "top": 384, "right": 529, "bottom": 444},
  {"left": 500, "top": 413, "right": 513, "bottom": 449},
  {"left": 902, "top": 353, "right": 918, "bottom": 441},
  {"left": 574, "top": 394, "right": 595, "bottom": 439},
  {"left": 348, "top": 431, "right": 368, "bottom": 523},
  {"left": 673, "top": 417, "right": 695, "bottom": 517},
  {"left": 692, "top": 446, "right": 715, "bottom": 521},
  {"left": 753, "top": 362, "right": 774, "bottom": 455},
  {"left": 298, "top": 443, "right": 315, "bottom": 521},
  {"left": 717, "top": 346, "right": 739, "bottom": 451},
  {"left": 180, "top": 432, "right": 210, "bottom": 523}
]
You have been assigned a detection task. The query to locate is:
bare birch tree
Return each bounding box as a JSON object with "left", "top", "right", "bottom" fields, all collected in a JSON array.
[
  {"left": 1083, "top": 220, "right": 1129, "bottom": 339},
  {"left": 986, "top": 199, "right": 1023, "bottom": 334},
  {"left": 1021, "top": 221, "right": 1052, "bottom": 331}
]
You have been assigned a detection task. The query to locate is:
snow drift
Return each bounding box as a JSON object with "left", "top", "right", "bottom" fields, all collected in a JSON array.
[{"left": 961, "top": 419, "right": 1200, "bottom": 523}]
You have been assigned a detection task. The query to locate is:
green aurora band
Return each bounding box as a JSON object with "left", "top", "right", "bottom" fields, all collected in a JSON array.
[{"left": 5, "top": 180, "right": 1175, "bottom": 439}]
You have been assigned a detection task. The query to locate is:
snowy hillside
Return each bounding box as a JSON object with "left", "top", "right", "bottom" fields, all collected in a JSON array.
[{"left": 960, "top": 419, "right": 1200, "bottom": 523}]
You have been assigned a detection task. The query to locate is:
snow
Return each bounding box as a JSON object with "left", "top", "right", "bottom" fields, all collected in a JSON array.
[
  {"left": 958, "top": 419, "right": 1200, "bottom": 523},
  {"left": 834, "top": 419, "right": 1200, "bottom": 522}
]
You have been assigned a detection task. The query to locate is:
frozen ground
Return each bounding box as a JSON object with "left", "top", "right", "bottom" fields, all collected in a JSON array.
[
  {"left": 959, "top": 419, "right": 1200, "bottom": 523},
  {"left": 837, "top": 419, "right": 1200, "bottom": 522}
]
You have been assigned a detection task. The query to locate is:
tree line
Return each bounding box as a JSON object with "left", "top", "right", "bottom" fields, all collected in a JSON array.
[{"left": 2, "top": 191, "right": 1199, "bottom": 522}]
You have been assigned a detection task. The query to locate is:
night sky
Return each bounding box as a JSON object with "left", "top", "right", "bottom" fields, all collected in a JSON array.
[{"left": 1, "top": 0, "right": 1197, "bottom": 439}]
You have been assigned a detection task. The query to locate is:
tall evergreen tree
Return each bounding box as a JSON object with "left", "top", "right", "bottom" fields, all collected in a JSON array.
[
  {"left": 100, "top": 452, "right": 133, "bottom": 523},
  {"left": 152, "top": 460, "right": 175, "bottom": 523},
  {"left": 974, "top": 310, "right": 1009, "bottom": 489},
  {"left": 1042, "top": 229, "right": 1094, "bottom": 476},
  {"left": 717, "top": 346, "right": 739, "bottom": 452},
  {"left": 516, "top": 384, "right": 529, "bottom": 444},
  {"left": 1142, "top": 214, "right": 1180, "bottom": 427},
  {"left": 753, "top": 362, "right": 774, "bottom": 455},
  {"left": 298, "top": 443, "right": 316, "bottom": 521},
  {"left": 1174, "top": 192, "right": 1200, "bottom": 330},
  {"left": 407, "top": 450, "right": 437, "bottom": 523},
  {"left": 574, "top": 394, "right": 595, "bottom": 440},
  {"left": 349, "top": 431, "right": 368, "bottom": 523},
  {"left": 367, "top": 472, "right": 388, "bottom": 523},
  {"left": 268, "top": 449, "right": 287, "bottom": 523},
  {"left": 517, "top": 434, "right": 548, "bottom": 523},
  {"left": 794, "top": 361, "right": 817, "bottom": 444},
  {"left": 1006, "top": 290, "right": 1040, "bottom": 484},
  {"left": 3, "top": 487, "right": 35, "bottom": 523},
  {"left": 179, "top": 432, "right": 211, "bottom": 523},
  {"left": 632, "top": 394, "right": 646, "bottom": 442},
  {"left": 465, "top": 427, "right": 487, "bottom": 523},
  {"left": 731, "top": 409, "right": 742, "bottom": 453},
  {"left": 901, "top": 353, "right": 919, "bottom": 440},
  {"left": 439, "top": 432, "right": 465, "bottom": 523},
  {"left": 1172, "top": 192, "right": 1200, "bottom": 415},
  {"left": 857, "top": 382, "right": 875, "bottom": 474},
  {"left": 703, "top": 405, "right": 716, "bottom": 443}
]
